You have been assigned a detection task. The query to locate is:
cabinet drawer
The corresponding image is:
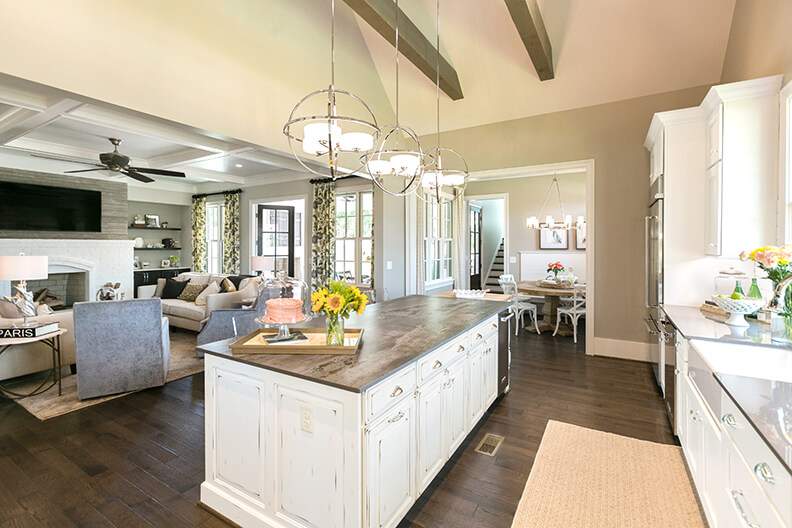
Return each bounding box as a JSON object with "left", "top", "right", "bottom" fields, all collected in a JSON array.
[
  {"left": 726, "top": 440, "right": 786, "bottom": 528},
  {"left": 366, "top": 365, "right": 416, "bottom": 423},
  {"left": 687, "top": 342, "right": 721, "bottom": 419},
  {"left": 721, "top": 393, "right": 791, "bottom": 524},
  {"left": 417, "top": 338, "right": 466, "bottom": 385},
  {"left": 469, "top": 316, "right": 498, "bottom": 348}
]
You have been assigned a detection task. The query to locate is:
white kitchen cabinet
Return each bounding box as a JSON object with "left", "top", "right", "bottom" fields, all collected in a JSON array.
[
  {"left": 683, "top": 378, "right": 705, "bottom": 490},
  {"left": 483, "top": 337, "right": 498, "bottom": 406},
  {"left": 416, "top": 374, "right": 446, "bottom": 492},
  {"left": 700, "top": 76, "right": 782, "bottom": 258},
  {"left": 367, "top": 398, "right": 418, "bottom": 528},
  {"left": 704, "top": 162, "right": 723, "bottom": 256},
  {"left": 444, "top": 358, "right": 468, "bottom": 457},
  {"left": 468, "top": 347, "right": 485, "bottom": 425},
  {"left": 649, "top": 128, "right": 664, "bottom": 182}
]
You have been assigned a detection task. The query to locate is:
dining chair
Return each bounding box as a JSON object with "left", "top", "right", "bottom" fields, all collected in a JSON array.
[
  {"left": 499, "top": 276, "right": 541, "bottom": 335},
  {"left": 554, "top": 286, "right": 586, "bottom": 343}
]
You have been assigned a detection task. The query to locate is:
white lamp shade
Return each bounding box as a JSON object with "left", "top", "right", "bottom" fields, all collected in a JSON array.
[
  {"left": 250, "top": 256, "right": 269, "bottom": 272},
  {"left": 526, "top": 216, "right": 538, "bottom": 228},
  {"left": 339, "top": 132, "right": 374, "bottom": 152},
  {"left": 0, "top": 255, "right": 48, "bottom": 281},
  {"left": 545, "top": 216, "right": 554, "bottom": 226},
  {"left": 302, "top": 137, "right": 329, "bottom": 156},
  {"left": 440, "top": 173, "right": 465, "bottom": 186},
  {"left": 422, "top": 171, "right": 439, "bottom": 188},
  {"left": 564, "top": 215, "right": 573, "bottom": 227},
  {"left": 367, "top": 159, "right": 393, "bottom": 176},
  {"left": 303, "top": 122, "right": 341, "bottom": 142},
  {"left": 391, "top": 154, "right": 420, "bottom": 176}
]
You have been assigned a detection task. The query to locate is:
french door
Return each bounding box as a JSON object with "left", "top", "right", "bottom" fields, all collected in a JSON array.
[
  {"left": 256, "top": 204, "right": 295, "bottom": 277},
  {"left": 469, "top": 205, "right": 482, "bottom": 289}
]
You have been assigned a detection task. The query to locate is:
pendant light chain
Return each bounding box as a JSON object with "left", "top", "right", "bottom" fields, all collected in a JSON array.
[
  {"left": 395, "top": 0, "right": 400, "bottom": 128},
  {"left": 435, "top": 0, "right": 441, "bottom": 152}
]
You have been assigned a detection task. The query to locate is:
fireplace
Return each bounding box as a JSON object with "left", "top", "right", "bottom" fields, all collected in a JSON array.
[{"left": 22, "top": 272, "right": 88, "bottom": 310}]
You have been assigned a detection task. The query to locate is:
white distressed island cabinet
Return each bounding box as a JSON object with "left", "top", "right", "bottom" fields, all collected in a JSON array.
[{"left": 199, "top": 298, "right": 503, "bottom": 528}]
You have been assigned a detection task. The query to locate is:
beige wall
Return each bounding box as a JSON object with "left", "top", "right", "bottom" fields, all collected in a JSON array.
[
  {"left": 425, "top": 86, "right": 709, "bottom": 343},
  {"left": 720, "top": 0, "right": 792, "bottom": 84}
]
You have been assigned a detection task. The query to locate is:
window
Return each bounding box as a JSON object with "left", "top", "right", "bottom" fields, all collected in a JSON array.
[
  {"left": 783, "top": 83, "right": 792, "bottom": 243},
  {"left": 257, "top": 204, "right": 295, "bottom": 277},
  {"left": 206, "top": 203, "right": 224, "bottom": 274},
  {"left": 424, "top": 200, "right": 453, "bottom": 284},
  {"left": 335, "top": 191, "right": 374, "bottom": 285}
]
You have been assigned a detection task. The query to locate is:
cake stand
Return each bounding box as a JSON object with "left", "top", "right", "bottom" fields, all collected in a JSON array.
[{"left": 256, "top": 270, "right": 314, "bottom": 342}]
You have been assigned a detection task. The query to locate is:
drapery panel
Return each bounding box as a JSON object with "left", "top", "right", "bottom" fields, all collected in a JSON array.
[
  {"left": 191, "top": 196, "right": 207, "bottom": 273},
  {"left": 223, "top": 192, "right": 241, "bottom": 274},
  {"left": 311, "top": 180, "right": 336, "bottom": 290},
  {"left": 452, "top": 196, "right": 468, "bottom": 290},
  {"left": 415, "top": 195, "right": 425, "bottom": 294}
]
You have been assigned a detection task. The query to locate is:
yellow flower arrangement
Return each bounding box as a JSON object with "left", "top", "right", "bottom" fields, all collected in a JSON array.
[{"left": 311, "top": 280, "right": 369, "bottom": 319}]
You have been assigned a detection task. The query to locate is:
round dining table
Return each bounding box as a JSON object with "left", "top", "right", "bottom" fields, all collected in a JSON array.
[{"left": 517, "top": 281, "right": 578, "bottom": 335}]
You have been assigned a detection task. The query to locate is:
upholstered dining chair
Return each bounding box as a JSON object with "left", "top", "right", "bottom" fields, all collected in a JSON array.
[
  {"left": 554, "top": 286, "right": 586, "bottom": 343},
  {"left": 73, "top": 298, "right": 170, "bottom": 400},
  {"left": 499, "top": 275, "right": 541, "bottom": 335}
]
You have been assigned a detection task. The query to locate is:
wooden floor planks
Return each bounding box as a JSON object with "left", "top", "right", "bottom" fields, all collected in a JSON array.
[{"left": 0, "top": 331, "right": 673, "bottom": 528}]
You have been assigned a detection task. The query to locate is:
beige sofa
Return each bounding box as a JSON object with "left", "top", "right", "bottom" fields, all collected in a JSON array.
[
  {"left": 138, "top": 272, "right": 262, "bottom": 331},
  {"left": 0, "top": 310, "right": 75, "bottom": 382}
]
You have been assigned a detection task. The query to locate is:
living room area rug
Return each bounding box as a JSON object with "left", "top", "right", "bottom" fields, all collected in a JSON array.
[
  {"left": 11, "top": 330, "right": 203, "bottom": 421},
  {"left": 510, "top": 421, "right": 706, "bottom": 528}
]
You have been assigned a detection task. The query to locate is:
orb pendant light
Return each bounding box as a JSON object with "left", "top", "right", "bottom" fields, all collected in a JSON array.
[
  {"left": 363, "top": 0, "right": 428, "bottom": 197},
  {"left": 282, "top": 0, "right": 380, "bottom": 180},
  {"left": 417, "top": 0, "right": 468, "bottom": 205}
]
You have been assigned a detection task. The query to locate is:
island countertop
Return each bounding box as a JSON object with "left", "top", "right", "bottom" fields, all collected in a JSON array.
[{"left": 198, "top": 294, "right": 509, "bottom": 393}]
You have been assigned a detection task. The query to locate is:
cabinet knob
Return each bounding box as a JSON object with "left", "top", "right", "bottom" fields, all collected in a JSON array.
[
  {"left": 721, "top": 414, "right": 737, "bottom": 428},
  {"left": 754, "top": 463, "right": 775, "bottom": 485},
  {"left": 433, "top": 360, "right": 443, "bottom": 370},
  {"left": 390, "top": 386, "right": 404, "bottom": 398}
]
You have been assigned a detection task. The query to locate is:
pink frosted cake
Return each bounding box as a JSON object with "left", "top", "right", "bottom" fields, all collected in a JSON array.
[{"left": 265, "top": 298, "right": 304, "bottom": 324}]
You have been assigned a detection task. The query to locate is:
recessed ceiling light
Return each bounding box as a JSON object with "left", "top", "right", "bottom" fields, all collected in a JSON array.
[{"left": 235, "top": 163, "right": 243, "bottom": 168}]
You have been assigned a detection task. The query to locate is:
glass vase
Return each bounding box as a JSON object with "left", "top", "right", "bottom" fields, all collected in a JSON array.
[{"left": 326, "top": 314, "right": 345, "bottom": 346}]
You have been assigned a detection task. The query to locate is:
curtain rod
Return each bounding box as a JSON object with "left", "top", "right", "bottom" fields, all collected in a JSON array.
[
  {"left": 192, "top": 188, "right": 242, "bottom": 199},
  {"left": 309, "top": 175, "right": 365, "bottom": 184}
]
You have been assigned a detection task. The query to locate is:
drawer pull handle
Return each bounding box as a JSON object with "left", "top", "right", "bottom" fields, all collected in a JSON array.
[
  {"left": 754, "top": 463, "right": 775, "bottom": 485},
  {"left": 390, "top": 386, "right": 404, "bottom": 398},
  {"left": 476, "top": 333, "right": 483, "bottom": 340},
  {"left": 457, "top": 345, "right": 466, "bottom": 353},
  {"left": 433, "top": 360, "right": 443, "bottom": 370},
  {"left": 721, "top": 414, "right": 737, "bottom": 428},
  {"left": 388, "top": 411, "right": 405, "bottom": 423},
  {"left": 730, "top": 490, "right": 760, "bottom": 528}
]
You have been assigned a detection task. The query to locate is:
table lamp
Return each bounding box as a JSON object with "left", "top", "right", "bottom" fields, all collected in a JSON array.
[
  {"left": 250, "top": 256, "right": 269, "bottom": 276},
  {"left": 0, "top": 253, "right": 48, "bottom": 320}
]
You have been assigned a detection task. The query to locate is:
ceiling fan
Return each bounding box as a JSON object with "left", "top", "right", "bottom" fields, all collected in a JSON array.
[{"left": 34, "top": 138, "right": 187, "bottom": 183}]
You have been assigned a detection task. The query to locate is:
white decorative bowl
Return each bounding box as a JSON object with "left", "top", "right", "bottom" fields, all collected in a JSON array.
[
  {"left": 710, "top": 296, "right": 765, "bottom": 327},
  {"left": 454, "top": 289, "right": 487, "bottom": 299}
]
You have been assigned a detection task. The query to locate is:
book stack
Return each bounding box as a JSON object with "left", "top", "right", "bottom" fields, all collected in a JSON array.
[{"left": 0, "top": 322, "right": 59, "bottom": 340}]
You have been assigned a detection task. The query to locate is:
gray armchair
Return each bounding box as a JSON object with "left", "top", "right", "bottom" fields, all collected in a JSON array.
[
  {"left": 73, "top": 298, "right": 170, "bottom": 400},
  {"left": 196, "top": 288, "right": 272, "bottom": 354}
]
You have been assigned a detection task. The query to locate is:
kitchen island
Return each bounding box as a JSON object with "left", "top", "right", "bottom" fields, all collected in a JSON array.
[{"left": 198, "top": 295, "right": 509, "bottom": 528}]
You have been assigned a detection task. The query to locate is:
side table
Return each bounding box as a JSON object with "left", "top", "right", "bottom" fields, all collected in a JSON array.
[{"left": 0, "top": 329, "right": 67, "bottom": 399}]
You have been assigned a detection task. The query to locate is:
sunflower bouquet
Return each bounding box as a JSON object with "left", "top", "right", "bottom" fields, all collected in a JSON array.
[{"left": 311, "top": 280, "right": 368, "bottom": 345}]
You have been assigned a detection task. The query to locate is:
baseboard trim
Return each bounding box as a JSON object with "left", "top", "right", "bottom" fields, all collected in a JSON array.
[{"left": 592, "top": 337, "right": 651, "bottom": 362}]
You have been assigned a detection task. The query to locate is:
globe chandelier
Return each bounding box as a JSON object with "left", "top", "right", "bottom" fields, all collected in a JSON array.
[
  {"left": 363, "top": 0, "right": 429, "bottom": 197},
  {"left": 525, "top": 174, "right": 586, "bottom": 230},
  {"left": 282, "top": 0, "right": 380, "bottom": 179},
  {"left": 417, "top": 0, "right": 469, "bottom": 205}
]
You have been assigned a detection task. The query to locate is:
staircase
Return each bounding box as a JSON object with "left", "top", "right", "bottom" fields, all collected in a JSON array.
[{"left": 483, "top": 240, "right": 505, "bottom": 293}]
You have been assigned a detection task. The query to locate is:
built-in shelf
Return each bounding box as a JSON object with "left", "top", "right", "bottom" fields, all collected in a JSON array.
[
  {"left": 129, "top": 226, "right": 182, "bottom": 231},
  {"left": 133, "top": 247, "right": 183, "bottom": 251}
]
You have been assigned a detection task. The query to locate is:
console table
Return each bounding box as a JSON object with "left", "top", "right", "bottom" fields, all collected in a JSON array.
[{"left": 0, "top": 329, "right": 66, "bottom": 399}]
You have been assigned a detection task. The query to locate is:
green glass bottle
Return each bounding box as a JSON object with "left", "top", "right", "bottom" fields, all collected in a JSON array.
[
  {"left": 747, "top": 278, "right": 763, "bottom": 300},
  {"left": 732, "top": 280, "right": 745, "bottom": 298}
]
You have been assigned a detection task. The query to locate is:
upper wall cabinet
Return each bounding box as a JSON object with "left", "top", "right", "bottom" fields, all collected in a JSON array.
[
  {"left": 700, "top": 76, "right": 783, "bottom": 258},
  {"left": 649, "top": 128, "right": 665, "bottom": 183}
]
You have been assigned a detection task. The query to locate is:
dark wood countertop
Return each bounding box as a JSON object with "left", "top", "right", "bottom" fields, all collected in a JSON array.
[{"left": 198, "top": 295, "right": 509, "bottom": 393}]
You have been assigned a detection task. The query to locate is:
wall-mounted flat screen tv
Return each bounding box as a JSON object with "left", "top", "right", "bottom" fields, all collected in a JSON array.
[{"left": 0, "top": 181, "right": 102, "bottom": 232}]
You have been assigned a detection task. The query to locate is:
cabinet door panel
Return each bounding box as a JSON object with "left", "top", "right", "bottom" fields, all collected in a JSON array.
[
  {"left": 704, "top": 163, "right": 722, "bottom": 256},
  {"left": 367, "top": 399, "right": 417, "bottom": 528},
  {"left": 468, "top": 349, "right": 485, "bottom": 425},
  {"left": 417, "top": 376, "right": 446, "bottom": 492},
  {"left": 444, "top": 360, "right": 467, "bottom": 457},
  {"left": 706, "top": 105, "right": 723, "bottom": 168},
  {"left": 483, "top": 338, "right": 498, "bottom": 406}
]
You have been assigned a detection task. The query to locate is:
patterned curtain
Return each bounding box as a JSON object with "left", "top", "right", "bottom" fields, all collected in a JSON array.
[
  {"left": 191, "top": 196, "right": 207, "bottom": 272},
  {"left": 223, "top": 192, "right": 241, "bottom": 274},
  {"left": 369, "top": 180, "right": 376, "bottom": 296},
  {"left": 311, "top": 180, "right": 336, "bottom": 290},
  {"left": 451, "top": 197, "right": 468, "bottom": 289},
  {"left": 416, "top": 197, "right": 426, "bottom": 294}
]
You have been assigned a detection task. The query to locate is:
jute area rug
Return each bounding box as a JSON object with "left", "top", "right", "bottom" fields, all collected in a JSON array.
[
  {"left": 12, "top": 330, "right": 203, "bottom": 421},
  {"left": 511, "top": 421, "right": 706, "bottom": 528}
]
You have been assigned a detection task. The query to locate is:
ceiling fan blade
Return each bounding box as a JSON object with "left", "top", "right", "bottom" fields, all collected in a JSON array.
[
  {"left": 123, "top": 170, "right": 154, "bottom": 183},
  {"left": 64, "top": 168, "right": 107, "bottom": 173},
  {"left": 129, "top": 166, "right": 186, "bottom": 178},
  {"left": 30, "top": 153, "right": 104, "bottom": 167}
]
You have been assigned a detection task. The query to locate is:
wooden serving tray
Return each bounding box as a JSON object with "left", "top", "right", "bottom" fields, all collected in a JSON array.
[{"left": 229, "top": 327, "right": 363, "bottom": 355}]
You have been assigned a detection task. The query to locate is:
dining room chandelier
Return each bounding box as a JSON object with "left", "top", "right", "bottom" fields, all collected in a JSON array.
[
  {"left": 363, "top": 0, "right": 429, "bottom": 197},
  {"left": 417, "top": 0, "right": 468, "bottom": 205},
  {"left": 525, "top": 175, "right": 585, "bottom": 229},
  {"left": 282, "top": 0, "right": 380, "bottom": 180}
]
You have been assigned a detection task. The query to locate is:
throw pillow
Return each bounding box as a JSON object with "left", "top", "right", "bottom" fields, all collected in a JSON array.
[
  {"left": 195, "top": 280, "right": 221, "bottom": 306},
  {"left": 0, "top": 299, "right": 23, "bottom": 318},
  {"left": 178, "top": 282, "right": 207, "bottom": 302},
  {"left": 227, "top": 274, "right": 254, "bottom": 289},
  {"left": 220, "top": 277, "right": 237, "bottom": 293},
  {"left": 162, "top": 278, "right": 189, "bottom": 299}
]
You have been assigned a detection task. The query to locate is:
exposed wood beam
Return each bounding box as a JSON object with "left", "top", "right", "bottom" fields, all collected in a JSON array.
[
  {"left": 0, "top": 99, "right": 83, "bottom": 145},
  {"left": 504, "top": 0, "right": 554, "bottom": 81},
  {"left": 341, "top": 0, "right": 464, "bottom": 100}
]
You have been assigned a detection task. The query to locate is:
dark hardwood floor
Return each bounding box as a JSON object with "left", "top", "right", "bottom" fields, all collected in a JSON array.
[{"left": 0, "top": 331, "right": 673, "bottom": 528}]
